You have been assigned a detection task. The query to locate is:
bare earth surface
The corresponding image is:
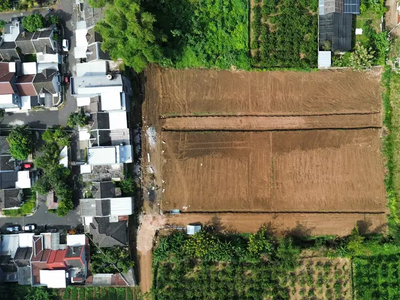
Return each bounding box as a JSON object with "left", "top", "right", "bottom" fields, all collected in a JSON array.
[
  {"left": 162, "top": 130, "right": 386, "bottom": 212},
  {"left": 161, "top": 114, "right": 381, "bottom": 131},
  {"left": 157, "top": 68, "right": 382, "bottom": 116},
  {"left": 167, "top": 213, "right": 387, "bottom": 236}
]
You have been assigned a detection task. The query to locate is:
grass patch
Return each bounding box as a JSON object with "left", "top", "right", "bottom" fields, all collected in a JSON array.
[
  {"left": 60, "top": 287, "right": 142, "bottom": 300},
  {"left": 382, "top": 68, "right": 400, "bottom": 235}
]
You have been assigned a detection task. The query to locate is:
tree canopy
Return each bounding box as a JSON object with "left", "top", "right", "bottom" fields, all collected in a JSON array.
[
  {"left": 95, "top": 0, "right": 162, "bottom": 72},
  {"left": 95, "top": 0, "right": 249, "bottom": 71},
  {"left": 67, "top": 110, "right": 90, "bottom": 128},
  {"left": 91, "top": 246, "right": 134, "bottom": 274},
  {"left": 88, "top": 0, "right": 109, "bottom": 8},
  {"left": 7, "top": 126, "right": 33, "bottom": 160},
  {"left": 0, "top": 0, "right": 11, "bottom": 12},
  {"left": 22, "top": 13, "right": 46, "bottom": 32},
  {"left": 34, "top": 127, "right": 73, "bottom": 216}
]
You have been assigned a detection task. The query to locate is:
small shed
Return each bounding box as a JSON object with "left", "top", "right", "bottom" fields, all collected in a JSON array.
[
  {"left": 318, "top": 51, "right": 332, "bottom": 69},
  {"left": 187, "top": 224, "right": 202, "bottom": 235}
]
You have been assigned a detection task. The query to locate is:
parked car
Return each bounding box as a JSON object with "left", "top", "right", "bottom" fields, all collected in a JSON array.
[
  {"left": 62, "top": 39, "right": 69, "bottom": 52},
  {"left": 6, "top": 225, "right": 21, "bottom": 233},
  {"left": 23, "top": 163, "right": 33, "bottom": 170},
  {"left": 23, "top": 224, "right": 36, "bottom": 231}
]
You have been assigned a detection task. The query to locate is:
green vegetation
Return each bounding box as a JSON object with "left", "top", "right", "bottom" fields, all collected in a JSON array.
[
  {"left": 353, "top": 255, "right": 400, "bottom": 299},
  {"left": 0, "top": 20, "right": 6, "bottom": 29},
  {"left": 7, "top": 126, "right": 33, "bottom": 160},
  {"left": 0, "top": 0, "right": 11, "bottom": 12},
  {"left": 34, "top": 127, "right": 73, "bottom": 217},
  {"left": 67, "top": 109, "right": 90, "bottom": 128},
  {"left": 88, "top": 0, "right": 109, "bottom": 8},
  {"left": 383, "top": 68, "right": 400, "bottom": 240},
  {"left": 153, "top": 229, "right": 300, "bottom": 299},
  {"left": 0, "top": 285, "right": 56, "bottom": 300},
  {"left": 96, "top": 0, "right": 249, "bottom": 72},
  {"left": 91, "top": 246, "right": 134, "bottom": 274},
  {"left": 251, "top": 0, "right": 318, "bottom": 68},
  {"left": 22, "top": 13, "right": 46, "bottom": 33},
  {"left": 116, "top": 176, "right": 135, "bottom": 197},
  {"left": 3, "top": 190, "right": 36, "bottom": 217}
]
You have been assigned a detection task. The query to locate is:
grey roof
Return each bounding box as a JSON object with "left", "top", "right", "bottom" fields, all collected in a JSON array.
[
  {"left": 92, "top": 112, "right": 110, "bottom": 130},
  {"left": 33, "top": 69, "right": 58, "bottom": 95},
  {"left": 92, "top": 181, "right": 116, "bottom": 199},
  {"left": 87, "top": 42, "right": 110, "bottom": 62},
  {"left": 0, "top": 42, "right": 19, "bottom": 61},
  {"left": 0, "top": 189, "right": 23, "bottom": 209},
  {"left": 32, "top": 39, "right": 54, "bottom": 54},
  {"left": 0, "top": 137, "right": 10, "bottom": 155},
  {"left": 90, "top": 217, "right": 128, "bottom": 247},
  {"left": 0, "top": 155, "right": 15, "bottom": 171},
  {"left": 17, "top": 266, "right": 31, "bottom": 285},
  {"left": 319, "top": 13, "right": 353, "bottom": 52},
  {"left": 80, "top": 198, "right": 111, "bottom": 216},
  {"left": 14, "top": 247, "right": 32, "bottom": 269},
  {"left": 323, "top": 0, "right": 343, "bottom": 14},
  {"left": 15, "top": 32, "right": 35, "bottom": 54},
  {"left": 0, "top": 173, "right": 18, "bottom": 189}
]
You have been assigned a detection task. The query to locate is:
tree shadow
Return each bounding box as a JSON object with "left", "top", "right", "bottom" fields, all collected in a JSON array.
[
  {"left": 283, "top": 222, "right": 313, "bottom": 245},
  {"left": 142, "top": 0, "right": 195, "bottom": 64},
  {"left": 356, "top": 219, "right": 372, "bottom": 235}
]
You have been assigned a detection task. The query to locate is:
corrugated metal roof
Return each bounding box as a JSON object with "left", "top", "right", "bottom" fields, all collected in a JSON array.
[{"left": 110, "top": 197, "right": 133, "bottom": 216}]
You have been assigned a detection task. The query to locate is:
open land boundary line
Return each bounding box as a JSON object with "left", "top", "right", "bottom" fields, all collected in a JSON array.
[{"left": 161, "top": 114, "right": 381, "bottom": 131}]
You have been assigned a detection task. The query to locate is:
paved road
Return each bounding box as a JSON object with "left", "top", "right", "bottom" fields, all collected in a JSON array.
[{"left": 0, "top": 202, "right": 81, "bottom": 231}]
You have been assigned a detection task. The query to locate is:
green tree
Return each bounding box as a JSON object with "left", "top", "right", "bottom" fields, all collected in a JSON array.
[
  {"left": 33, "top": 175, "right": 51, "bottom": 195},
  {"left": 91, "top": 247, "right": 134, "bottom": 274},
  {"left": 42, "top": 126, "right": 70, "bottom": 147},
  {"left": 349, "top": 44, "right": 375, "bottom": 70},
  {"left": 7, "top": 126, "right": 33, "bottom": 160},
  {"left": 95, "top": 0, "right": 162, "bottom": 72},
  {"left": 67, "top": 110, "right": 89, "bottom": 128},
  {"left": 22, "top": 14, "right": 46, "bottom": 32},
  {"left": 0, "top": 108, "right": 5, "bottom": 119},
  {"left": 0, "top": 20, "right": 6, "bottom": 29},
  {"left": 0, "top": 0, "right": 11, "bottom": 12},
  {"left": 47, "top": 15, "right": 60, "bottom": 26},
  {"left": 88, "top": 0, "right": 108, "bottom": 8},
  {"left": 26, "top": 286, "right": 57, "bottom": 300},
  {"left": 248, "top": 226, "right": 273, "bottom": 256}
]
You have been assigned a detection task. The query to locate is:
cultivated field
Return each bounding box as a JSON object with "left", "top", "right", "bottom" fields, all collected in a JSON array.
[
  {"left": 143, "top": 66, "right": 387, "bottom": 236},
  {"left": 162, "top": 129, "right": 385, "bottom": 212},
  {"left": 157, "top": 68, "right": 381, "bottom": 116}
]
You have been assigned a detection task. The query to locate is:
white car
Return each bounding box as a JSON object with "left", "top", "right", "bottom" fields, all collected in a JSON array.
[
  {"left": 62, "top": 39, "right": 69, "bottom": 52},
  {"left": 23, "top": 224, "right": 36, "bottom": 231}
]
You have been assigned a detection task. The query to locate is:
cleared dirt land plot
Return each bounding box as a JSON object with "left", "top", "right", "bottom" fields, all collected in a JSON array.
[
  {"left": 161, "top": 129, "right": 386, "bottom": 212},
  {"left": 161, "top": 113, "right": 382, "bottom": 131},
  {"left": 167, "top": 212, "right": 388, "bottom": 236},
  {"left": 157, "top": 68, "right": 382, "bottom": 116}
]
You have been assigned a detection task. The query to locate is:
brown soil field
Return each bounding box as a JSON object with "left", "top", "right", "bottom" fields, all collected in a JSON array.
[
  {"left": 161, "top": 129, "right": 386, "bottom": 212},
  {"left": 161, "top": 113, "right": 381, "bottom": 131},
  {"left": 155, "top": 68, "right": 382, "bottom": 116},
  {"left": 167, "top": 212, "right": 388, "bottom": 236}
]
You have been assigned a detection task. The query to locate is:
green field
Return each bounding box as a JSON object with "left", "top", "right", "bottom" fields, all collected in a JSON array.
[{"left": 61, "top": 287, "right": 141, "bottom": 300}]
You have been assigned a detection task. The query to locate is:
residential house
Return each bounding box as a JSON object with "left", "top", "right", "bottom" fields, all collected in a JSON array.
[
  {"left": 32, "top": 234, "right": 89, "bottom": 287},
  {"left": 80, "top": 197, "right": 133, "bottom": 224},
  {"left": 33, "top": 68, "right": 60, "bottom": 107},
  {"left": 15, "top": 27, "right": 57, "bottom": 56},
  {"left": 87, "top": 145, "right": 132, "bottom": 165},
  {"left": 71, "top": 60, "right": 131, "bottom": 111},
  {"left": 0, "top": 62, "right": 20, "bottom": 111},
  {"left": 74, "top": 21, "right": 109, "bottom": 62},
  {"left": 89, "top": 217, "right": 128, "bottom": 247},
  {"left": 0, "top": 19, "right": 21, "bottom": 61}
]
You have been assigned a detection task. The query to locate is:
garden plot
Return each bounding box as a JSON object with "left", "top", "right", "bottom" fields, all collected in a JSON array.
[
  {"left": 288, "top": 257, "right": 352, "bottom": 300},
  {"left": 161, "top": 130, "right": 386, "bottom": 213}
]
